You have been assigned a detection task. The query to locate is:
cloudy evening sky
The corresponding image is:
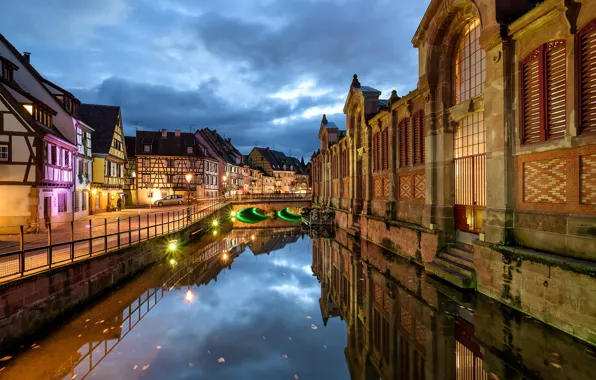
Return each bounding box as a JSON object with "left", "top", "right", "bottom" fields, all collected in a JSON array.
[{"left": 0, "top": 0, "right": 429, "bottom": 159}]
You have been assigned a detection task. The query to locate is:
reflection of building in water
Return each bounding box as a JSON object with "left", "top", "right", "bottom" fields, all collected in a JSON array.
[
  {"left": 229, "top": 227, "right": 302, "bottom": 255},
  {"left": 312, "top": 231, "right": 596, "bottom": 380}
]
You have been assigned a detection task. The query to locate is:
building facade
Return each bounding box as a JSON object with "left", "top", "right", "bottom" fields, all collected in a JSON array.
[
  {"left": 79, "top": 104, "right": 126, "bottom": 213},
  {"left": 0, "top": 35, "right": 81, "bottom": 232},
  {"left": 311, "top": 0, "right": 596, "bottom": 344},
  {"left": 133, "top": 129, "right": 206, "bottom": 205},
  {"left": 248, "top": 147, "right": 307, "bottom": 193}
]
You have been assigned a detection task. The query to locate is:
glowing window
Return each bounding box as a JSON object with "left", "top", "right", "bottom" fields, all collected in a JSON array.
[{"left": 454, "top": 18, "right": 485, "bottom": 104}]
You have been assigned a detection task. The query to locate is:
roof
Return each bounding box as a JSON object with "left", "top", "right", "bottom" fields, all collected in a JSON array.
[
  {"left": 135, "top": 130, "right": 206, "bottom": 157},
  {"left": 196, "top": 128, "right": 242, "bottom": 165},
  {"left": 359, "top": 85, "right": 381, "bottom": 93},
  {"left": 78, "top": 104, "right": 121, "bottom": 154},
  {"left": 125, "top": 136, "right": 136, "bottom": 158},
  {"left": 253, "top": 147, "right": 303, "bottom": 172},
  {"left": 325, "top": 121, "right": 339, "bottom": 130}
]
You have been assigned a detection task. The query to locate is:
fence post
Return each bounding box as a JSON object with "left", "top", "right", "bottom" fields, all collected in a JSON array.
[
  {"left": 104, "top": 218, "right": 108, "bottom": 253},
  {"left": 70, "top": 221, "right": 75, "bottom": 262},
  {"left": 154, "top": 213, "right": 157, "bottom": 237},
  {"left": 89, "top": 220, "right": 92, "bottom": 256},
  {"left": 146, "top": 214, "right": 150, "bottom": 239},
  {"left": 128, "top": 216, "right": 132, "bottom": 246},
  {"left": 19, "top": 225, "right": 24, "bottom": 276},
  {"left": 161, "top": 213, "right": 164, "bottom": 236},
  {"left": 117, "top": 217, "right": 121, "bottom": 250},
  {"left": 167, "top": 211, "right": 170, "bottom": 234},
  {"left": 138, "top": 214, "right": 141, "bottom": 242},
  {"left": 47, "top": 223, "right": 52, "bottom": 268}
]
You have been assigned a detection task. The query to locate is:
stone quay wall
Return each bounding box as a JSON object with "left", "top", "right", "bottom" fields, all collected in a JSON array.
[{"left": 0, "top": 205, "right": 231, "bottom": 350}]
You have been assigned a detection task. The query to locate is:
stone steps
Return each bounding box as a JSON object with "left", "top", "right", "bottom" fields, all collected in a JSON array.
[{"left": 425, "top": 245, "right": 476, "bottom": 289}]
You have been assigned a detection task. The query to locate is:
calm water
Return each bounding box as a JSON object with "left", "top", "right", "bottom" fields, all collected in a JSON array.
[{"left": 1, "top": 227, "right": 595, "bottom": 379}]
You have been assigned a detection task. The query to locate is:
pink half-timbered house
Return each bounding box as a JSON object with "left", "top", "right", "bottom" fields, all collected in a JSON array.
[{"left": 0, "top": 34, "right": 79, "bottom": 232}]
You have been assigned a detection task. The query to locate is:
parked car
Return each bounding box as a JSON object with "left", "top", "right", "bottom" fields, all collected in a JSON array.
[{"left": 153, "top": 194, "right": 185, "bottom": 206}]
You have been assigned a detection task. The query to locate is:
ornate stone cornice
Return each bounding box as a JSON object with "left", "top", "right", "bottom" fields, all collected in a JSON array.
[
  {"left": 448, "top": 94, "right": 484, "bottom": 123},
  {"left": 508, "top": 0, "right": 566, "bottom": 41}
]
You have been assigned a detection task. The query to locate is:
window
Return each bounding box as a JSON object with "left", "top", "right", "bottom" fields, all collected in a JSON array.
[
  {"left": 51, "top": 145, "right": 57, "bottom": 165},
  {"left": 0, "top": 144, "right": 8, "bottom": 161},
  {"left": 373, "top": 132, "right": 380, "bottom": 172},
  {"left": 454, "top": 18, "right": 485, "bottom": 104},
  {"left": 187, "top": 146, "right": 194, "bottom": 153},
  {"left": 143, "top": 144, "right": 151, "bottom": 153},
  {"left": 521, "top": 40, "right": 566, "bottom": 144},
  {"left": 1, "top": 60, "right": 16, "bottom": 82},
  {"left": 399, "top": 118, "right": 410, "bottom": 168},
  {"left": 74, "top": 192, "right": 80, "bottom": 212},
  {"left": 58, "top": 193, "right": 67, "bottom": 213},
  {"left": 64, "top": 151, "right": 70, "bottom": 167},
  {"left": 82, "top": 191, "right": 87, "bottom": 211},
  {"left": 113, "top": 140, "right": 121, "bottom": 150},
  {"left": 413, "top": 110, "right": 425, "bottom": 165},
  {"left": 580, "top": 20, "right": 596, "bottom": 134},
  {"left": 382, "top": 128, "right": 389, "bottom": 170}
]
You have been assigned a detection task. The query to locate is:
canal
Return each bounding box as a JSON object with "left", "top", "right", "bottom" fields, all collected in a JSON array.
[{"left": 0, "top": 227, "right": 595, "bottom": 379}]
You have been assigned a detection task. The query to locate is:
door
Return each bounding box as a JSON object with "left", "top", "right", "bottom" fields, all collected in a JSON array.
[
  {"left": 454, "top": 113, "right": 486, "bottom": 233},
  {"left": 43, "top": 196, "right": 52, "bottom": 226}
]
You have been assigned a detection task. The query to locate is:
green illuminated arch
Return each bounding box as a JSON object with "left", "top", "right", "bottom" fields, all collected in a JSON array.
[
  {"left": 276, "top": 208, "right": 302, "bottom": 223},
  {"left": 236, "top": 207, "right": 270, "bottom": 224}
]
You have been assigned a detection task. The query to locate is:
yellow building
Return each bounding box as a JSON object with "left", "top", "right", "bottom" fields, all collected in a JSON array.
[{"left": 79, "top": 104, "right": 126, "bottom": 213}]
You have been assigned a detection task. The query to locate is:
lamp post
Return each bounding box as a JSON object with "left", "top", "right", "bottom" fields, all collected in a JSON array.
[
  {"left": 222, "top": 175, "right": 228, "bottom": 199},
  {"left": 185, "top": 173, "right": 193, "bottom": 223}
]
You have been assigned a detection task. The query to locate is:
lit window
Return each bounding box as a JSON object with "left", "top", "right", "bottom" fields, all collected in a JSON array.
[
  {"left": 0, "top": 144, "right": 8, "bottom": 161},
  {"left": 23, "top": 104, "right": 33, "bottom": 114},
  {"left": 454, "top": 18, "right": 485, "bottom": 104},
  {"left": 144, "top": 144, "right": 151, "bottom": 152},
  {"left": 187, "top": 146, "right": 193, "bottom": 153}
]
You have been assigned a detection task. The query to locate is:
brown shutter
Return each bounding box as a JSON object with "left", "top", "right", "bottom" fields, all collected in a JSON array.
[
  {"left": 522, "top": 49, "right": 541, "bottom": 144},
  {"left": 545, "top": 41, "right": 566, "bottom": 140},
  {"left": 580, "top": 20, "right": 596, "bottom": 134},
  {"left": 413, "top": 111, "right": 425, "bottom": 165},
  {"left": 420, "top": 111, "right": 425, "bottom": 164},
  {"left": 399, "top": 119, "right": 409, "bottom": 168},
  {"left": 382, "top": 128, "right": 388, "bottom": 170}
]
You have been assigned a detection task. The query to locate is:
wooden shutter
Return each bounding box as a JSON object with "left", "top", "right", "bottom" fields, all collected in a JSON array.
[
  {"left": 522, "top": 49, "right": 542, "bottom": 144},
  {"left": 546, "top": 41, "right": 566, "bottom": 140},
  {"left": 413, "top": 111, "right": 425, "bottom": 165},
  {"left": 399, "top": 119, "right": 409, "bottom": 168},
  {"left": 580, "top": 20, "right": 596, "bottom": 134},
  {"left": 381, "top": 128, "right": 388, "bottom": 170}
]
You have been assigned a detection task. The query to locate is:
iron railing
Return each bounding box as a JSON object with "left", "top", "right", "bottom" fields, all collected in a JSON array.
[
  {"left": 228, "top": 193, "right": 312, "bottom": 202},
  {"left": 0, "top": 198, "right": 229, "bottom": 282}
]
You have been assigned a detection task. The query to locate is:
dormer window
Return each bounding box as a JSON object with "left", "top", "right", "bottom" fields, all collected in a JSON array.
[
  {"left": 143, "top": 144, "right": 151, "bottom": 153},
  {"left": 1, "top": 58, "right": 17, "bottom": 82},
  {"left": 187, "top": 146, "right": 194, "bottom": 153}
]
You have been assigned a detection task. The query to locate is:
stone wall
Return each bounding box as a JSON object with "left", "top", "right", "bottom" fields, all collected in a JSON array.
[
  {"left": 0, "top": 206, "right": 230, "bottom": 350},
  {"left": 361, "top": 215, "right": 438, "bottom": 264},
  {"left": 475, "top": 241, "right": 596, "bottom": 345}
]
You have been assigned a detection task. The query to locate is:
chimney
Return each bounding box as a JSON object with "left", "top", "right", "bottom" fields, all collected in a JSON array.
[
  {"left": 266, "top": 147, "right": 270, "bottom": 150},
  {"left": 23, "top": 52, "right": 31, "bottom": 63},
  {"left": 161, "top": 129, "right": 167, "bottom": 138},
  {"left": 174, "top": 129, "right": 181, "bottom": 137}
]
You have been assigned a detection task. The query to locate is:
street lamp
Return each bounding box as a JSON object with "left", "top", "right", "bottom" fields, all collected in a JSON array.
[{"left": 185, "top": 173, "right": 193, "bottom": 223}]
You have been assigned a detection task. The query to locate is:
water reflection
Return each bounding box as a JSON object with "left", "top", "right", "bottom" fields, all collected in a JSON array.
[
  {"left": 1, "top": 228, "right": 595, "bottom": 379},
  {"left": 313, "top": 229, "right": 596, "bottom": 380}
]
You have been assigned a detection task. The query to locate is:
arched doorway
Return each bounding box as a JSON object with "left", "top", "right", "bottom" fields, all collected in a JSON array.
[{"left": 453, "top": 18, "right": 486, "bottom": 235}]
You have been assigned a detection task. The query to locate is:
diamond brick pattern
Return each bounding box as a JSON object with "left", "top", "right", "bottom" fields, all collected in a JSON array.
[
  {"left": 399, "top": 175, "right": 413, "bottom": 199},
  {"left": 581, "top": 154, "right": 596, "bottom": 204},
  {"left": 383, "top": 177, "right": 390, "bottom": 197},
  {"left": 523, "top": 158, "right": 567, "bottom": 203},
  {"left": 400, "top": 308, "right": 412, "bottom": 335},
  {"left": 374, "top": 178, "right": 383, "bottom": 198},
  {"left": 414, "top": 173, "right": 425, "bottom": 199},
  {"left": 374, "top": 284, "right": 383, "bottom": 307}
]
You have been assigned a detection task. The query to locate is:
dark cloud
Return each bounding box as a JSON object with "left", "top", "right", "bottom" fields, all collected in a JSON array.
[{"left": 2, "top": 0, "right": 428, "bottom": 159}]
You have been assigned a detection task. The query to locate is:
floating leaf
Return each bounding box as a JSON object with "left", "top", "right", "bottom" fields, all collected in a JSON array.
[
  {"left": 283, "top": 354, "right": 288, "bottom": 359},
  {"left": 551, "top": 363, "right": 562, "bottom": 369},
  {"left": 218, "top": 357, "right": 225, "bottom": 363},
  {"left": 156, "top": 346, "right": 162, "bottom": 350},
  {"left": 310, "top": 324, "right": 318, "bottom": 330},
  {"left": 78, "top": 334, "right": 82, "bottom": 338},
  {"left": 133, "top": 365, "right": 138, "bottom": 370},
  {"left": 188, "top": 362, "right": 194, "bottom": 367},
  {"left": 0, "top": 356, "right": 12, "bottom": 362},
  {"left": 306, "top": 316, "right": 311, "bottom": 319},
  {"left": 102, "top": 329, "right": 109, "bottom": 334},
  {"left": 142, "top": 364, "right": 150, "bottom": 371},
  {"left": 294, "top": 374, "right": 299, "bottom": 379}
]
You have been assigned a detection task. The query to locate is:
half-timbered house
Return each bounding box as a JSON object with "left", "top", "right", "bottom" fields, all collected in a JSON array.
[
  {"left": 123, "top": 135, "right": 137, "bottom": 206},
  {"left": 0, "top": 35, "right": 80, "bottom": 231},
  {"left": 195, "top": 128, "right": 243, "bottom": 196},
  {"left": 79, "top": 104, "right": 126, "bottom": 213},
  {"left": 134, "top": 129, "right": 206, "bottom": 205}
]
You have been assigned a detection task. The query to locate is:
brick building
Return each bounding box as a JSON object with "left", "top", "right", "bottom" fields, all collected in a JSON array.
[{"left": 311, "top": 0, "right": 596, "bottom": 344}]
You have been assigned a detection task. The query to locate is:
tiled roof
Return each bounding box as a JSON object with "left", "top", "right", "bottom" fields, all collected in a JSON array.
[
  {"left": 78, "top": 104, "right": 121, "bottom": 154},
  {"left": 359, "top": 85, "right": 381, "bottom": 93},
  {"left": 135, "top": 130, "right": 206, "bottom": 157},
  {"left": 125, "top": 136, "right": 136, "bottom": 158},
  {"left": 197, "top": 128, "right": 242, "bottom": 165}
]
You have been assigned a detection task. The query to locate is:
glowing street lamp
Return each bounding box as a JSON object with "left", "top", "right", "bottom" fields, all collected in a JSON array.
[
  {"left": 185, "top": 173, "right": 193, "bottom": 223},
  {"left": 222, "top": 252, "right": 229, "bottom": 260},
  {"left": 168, "top": 240, "right": 178, "bottom": 251},
  {"left": 212, "top": 219, "right": 219, "bottom": 227}
]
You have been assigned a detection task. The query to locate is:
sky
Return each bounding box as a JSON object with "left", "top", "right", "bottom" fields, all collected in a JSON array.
[{"left": 0, "top": 0, "right": 429, "bottom": 160}]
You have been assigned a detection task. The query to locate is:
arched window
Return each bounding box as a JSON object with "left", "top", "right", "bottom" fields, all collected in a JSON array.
[{"left": 454, "top": 18, "right": 485, "bottom": 104}]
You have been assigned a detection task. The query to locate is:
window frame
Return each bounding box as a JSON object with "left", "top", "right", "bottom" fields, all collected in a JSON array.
[{"left": 0, "top": 143, "right": 10, "bottom": 162}]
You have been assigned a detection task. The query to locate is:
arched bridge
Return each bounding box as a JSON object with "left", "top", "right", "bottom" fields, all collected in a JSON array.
[{"left": 226, "top": 194, "right": 312, "bottom": 226}]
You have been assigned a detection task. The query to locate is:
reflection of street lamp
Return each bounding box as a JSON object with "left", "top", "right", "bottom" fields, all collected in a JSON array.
[
  {"left": 185, "top": 288, "right": 194, "bottom": 303},
  {"left": 185, "top": 173, "right": 193, "bottom": 223}
]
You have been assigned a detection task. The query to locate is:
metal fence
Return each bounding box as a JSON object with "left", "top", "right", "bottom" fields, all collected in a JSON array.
[
  {"left": 228, "top": 193, "right": 312, "bottom": 202},
  {"left": 0, "top": 198, "right": 229, "bottom": 281}
]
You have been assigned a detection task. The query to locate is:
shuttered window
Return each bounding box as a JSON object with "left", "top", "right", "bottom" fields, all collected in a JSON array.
[
  {"left": 373, "top": 132, "right": 380, "bottom": 172},
  {"left": 580, "top": 20, "right": 596, "bottom": 134},
  {"left": 413, "top": 110, "right": 425, "bottom": 165},
  {"left": 399, "top": 118, "right": 409, "bottom": 168},
  {"left": 382, "top": 128, "right": 389, "bottom": 170},
  {"left": 521, "top": 40, "right": 566, "bottom": 144}
]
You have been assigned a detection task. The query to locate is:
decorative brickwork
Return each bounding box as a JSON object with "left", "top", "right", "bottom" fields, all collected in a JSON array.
[
  {"left": 415, "top": 320, "right": 426, "bottom": 347},
  {"left": 414, "top": 173, "right": 425, "bottom": 199},
  {"left": 399, "top": 175, "right": 413, "bottom": 199},
  {"left": 383, "top": 177, "right": 390, "bottom": 198},
  {"left": 374, "top": 177, "right": 383, "bottom": 199},
  {"left": 580, "top": 154, "right": 596, "bottom": 204},
  {"left": 401, "top": 307, "right": 412, "bottom": 333},
  {"left": 523, "top": 158, "right": 567, "bottom": 203}
]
